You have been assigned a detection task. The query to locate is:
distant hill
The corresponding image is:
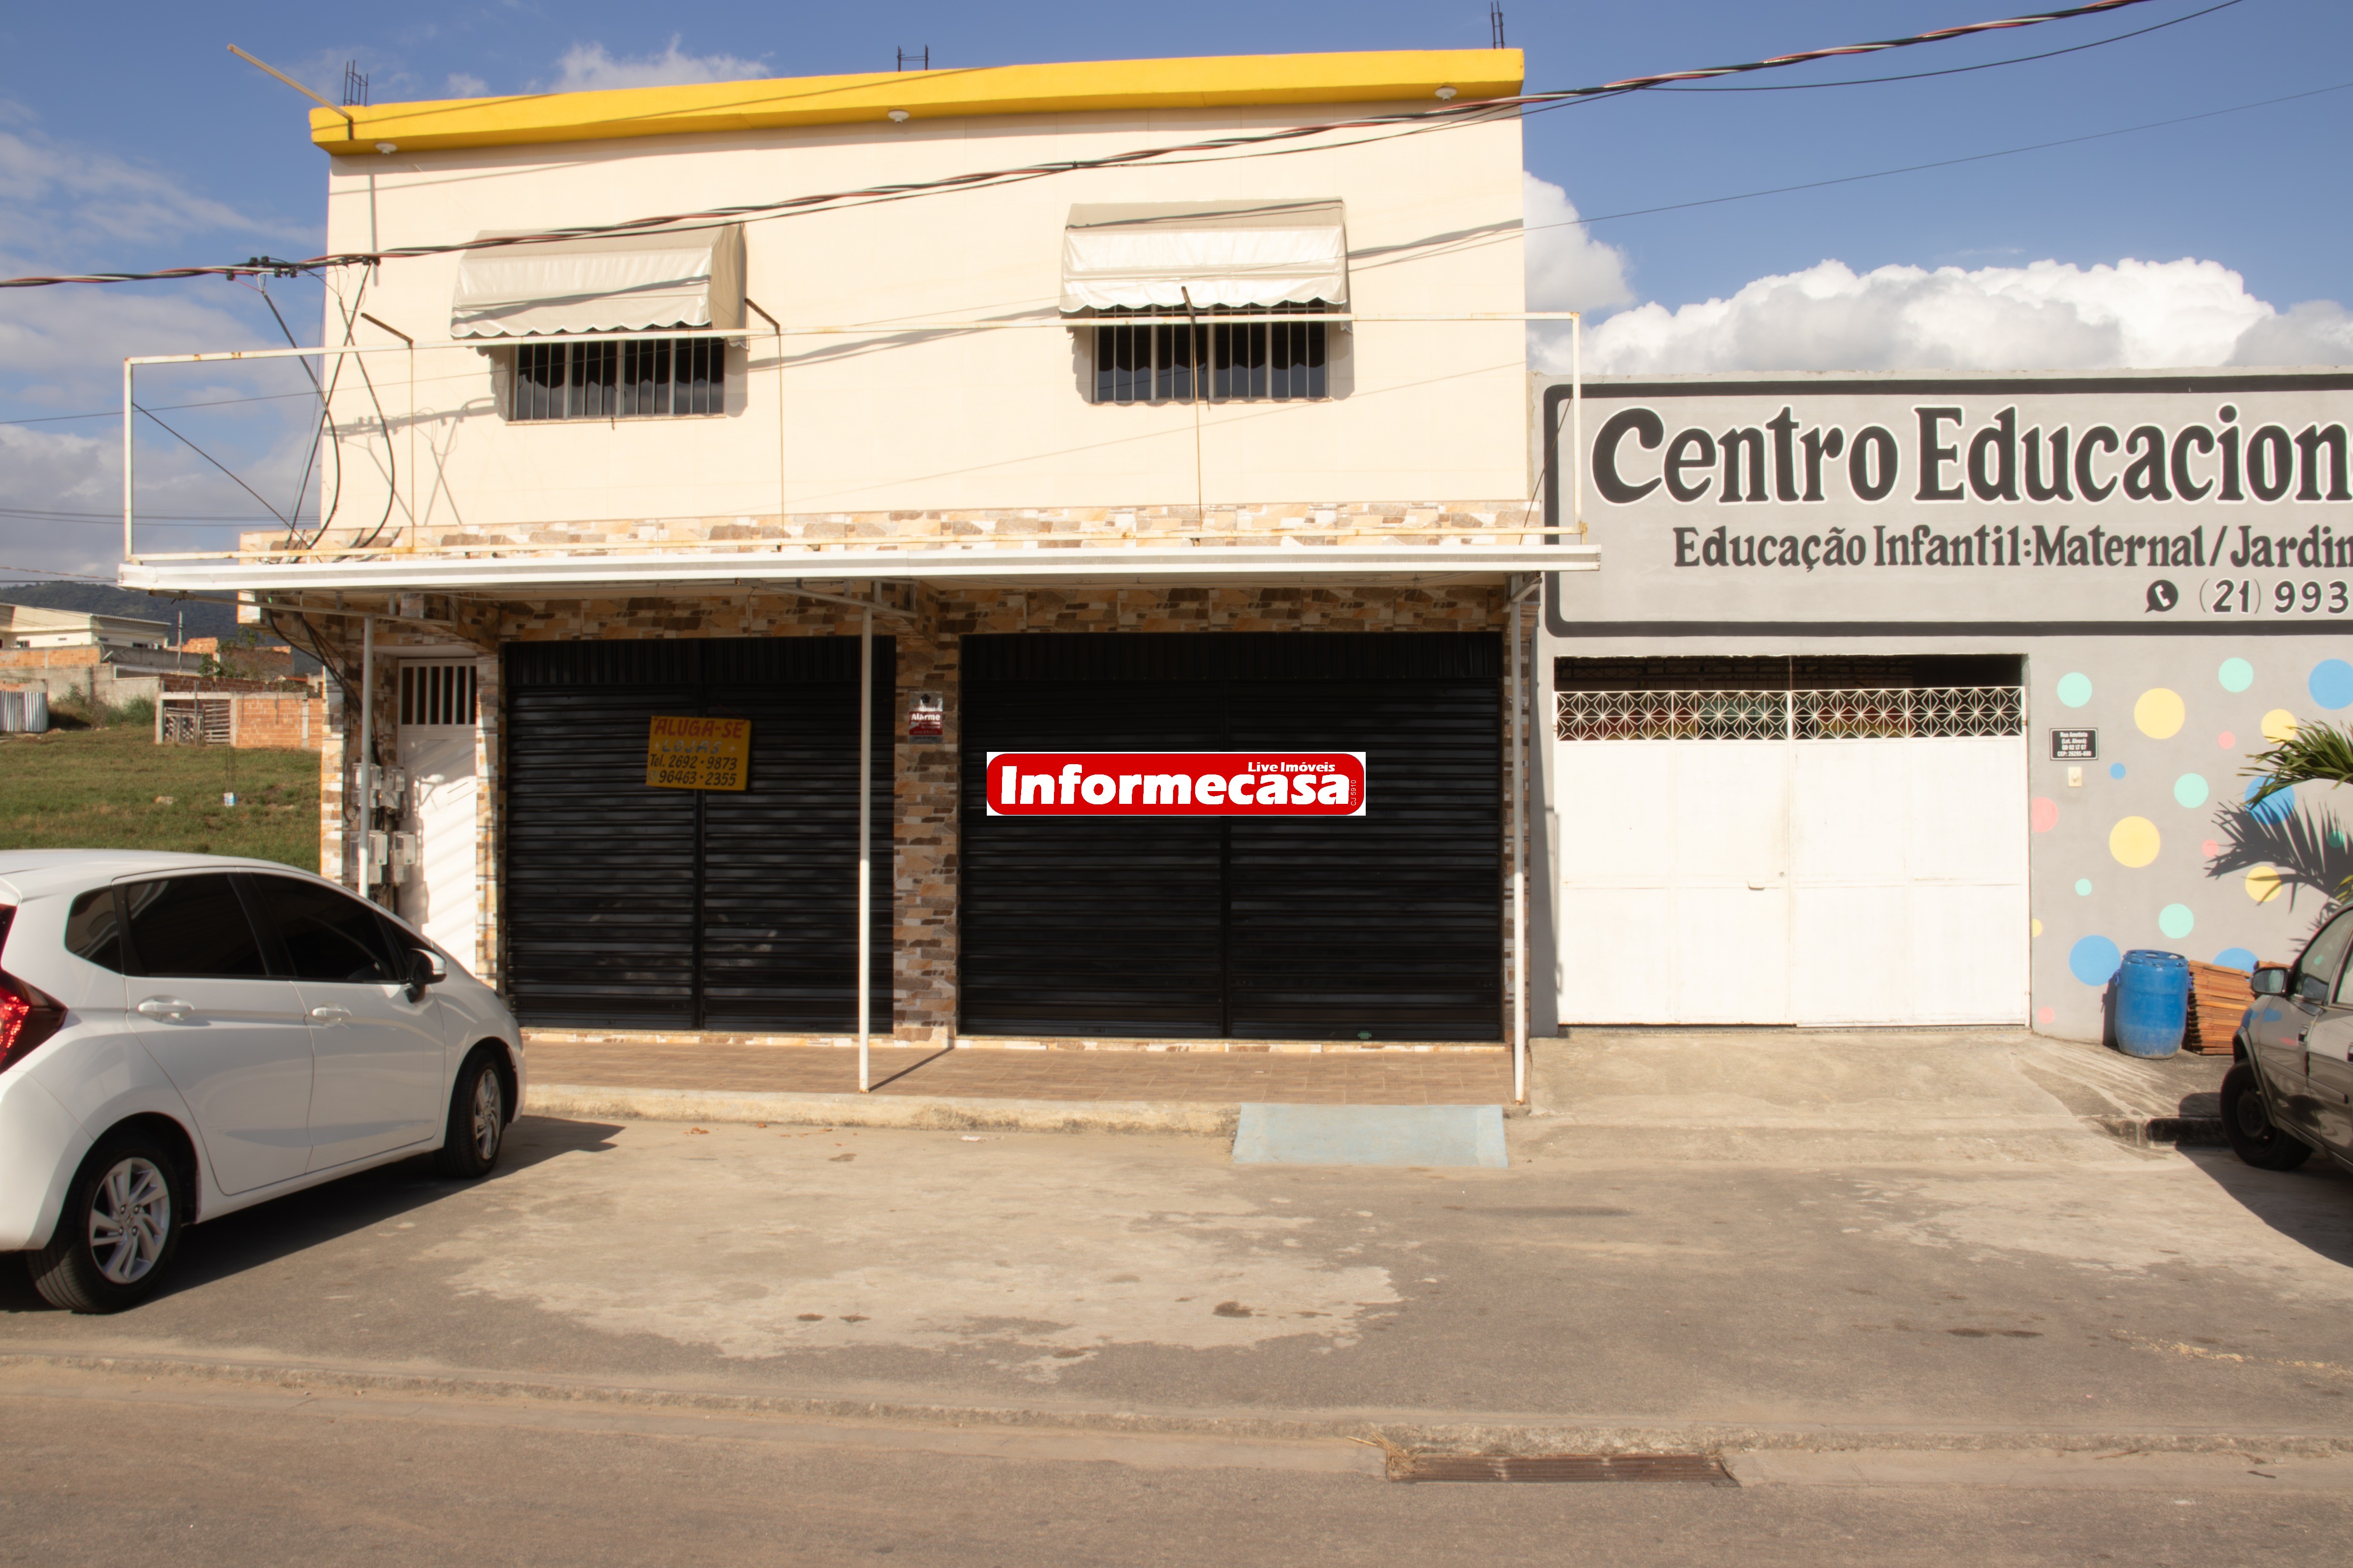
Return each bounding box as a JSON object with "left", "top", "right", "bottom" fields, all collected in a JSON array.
[
  {"left": 0, "top": 582, "right": 241, "bottom": 641},
  {"left": 0, "top": 583, "right": 319, "bottom": 673}
]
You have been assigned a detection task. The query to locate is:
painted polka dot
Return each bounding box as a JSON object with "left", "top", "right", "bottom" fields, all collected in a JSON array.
[
  {"left": 2217, "top": 730, "right": 2236, "bottom": 749},
  {"left": 2036, "top": 1005, "right": 2056, "bottom": 1028},
  {"left": 2069, "top": 934, "right": 2122, "bottom": 986},
  {"left": 2108, "top": 762, "right": 2128, "bottom": 780},
  {"left": 2158, "top": 903, "right": 2195, "bottom": 939},
  {"left": 2311, "top": 658, "right": 2353, "bottom": 711},
  {"left": 2202, "top": 839, "right": 2221, "bottom": 858},
  {"left": 2173, "top": 773, "right": 2209, "bottom": 808},
  {"left": 2031, "top": 918, "right": 2044, "bottom": 937},
  {"left": 2055, "top": 672, "right": 2094, "bottom": 708},
  {"left": 2218, "top": 657, "right": 2254, "bottom": 693},
  {"left": 2075, "top": 877, "right": 2094, "bottom": 896},
  {"left": 2109, "top": 816, "right": 2161, "bottom": 868},
  {"left": 2214, "top": 946, "right": 2258, "bottom": 971},
  {"left": 2247, "top": 864, "right": 2285, "bottom": 903},
  {"left": 2133, "top": 687, "right": 2186, "bottom": 739},
  {"left": 2030, "top": 796, "right": 2059, "bottom": 832},
  {"left": 2262, "top": 708, "right": 2299, "bottom": 742},
  {"left": 2245, "top": 778, "right": 2296, "bottom": 825}
]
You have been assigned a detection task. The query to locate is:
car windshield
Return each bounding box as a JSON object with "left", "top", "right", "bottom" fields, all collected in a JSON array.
[{"left": 2298, "top": 910, "right": 2353, "bottom": 998}]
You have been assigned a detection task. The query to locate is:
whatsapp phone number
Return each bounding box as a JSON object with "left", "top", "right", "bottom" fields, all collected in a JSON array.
[{"left": 2199, "top": 578, "right": 2353, "bottom": 616}]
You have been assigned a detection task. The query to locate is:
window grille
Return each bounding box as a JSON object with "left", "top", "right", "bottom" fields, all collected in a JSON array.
[
  {"left": 1091, "top": 302, "right": 1330, "bottom": 404},
  {"left": 1556, "top": 687, "right": 2025, "bottom": 743},
  {"left": 510, "top": 337, "right": 725, "bottom": 421},
  {"left": 399, "top": 662, "right": 477, "bottom": 727}
]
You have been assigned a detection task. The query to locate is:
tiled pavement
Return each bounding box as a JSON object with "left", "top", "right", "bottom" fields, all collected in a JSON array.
[{"left": 526, "top": 1037, "right": 1514, "bottom": 1106}]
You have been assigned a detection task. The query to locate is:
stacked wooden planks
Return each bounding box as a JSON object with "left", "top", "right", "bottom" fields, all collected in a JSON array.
[{"left": 2183, "top": 959, "right": 2280, "bottom": 1055}]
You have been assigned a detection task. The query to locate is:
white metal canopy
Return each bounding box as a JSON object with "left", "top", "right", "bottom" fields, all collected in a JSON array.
[
  {"left": 118, "top": 543, "right": 1597, "bottom": 598},
  {"left": 1060, "top": 201, "right": 1347, "bottom": 312},
  {"left": 450, "top": 225, "right": 748, "bottom": 338}
]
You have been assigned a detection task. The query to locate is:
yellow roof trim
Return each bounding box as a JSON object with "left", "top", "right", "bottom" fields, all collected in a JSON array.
[{"left": 311, "top": 49, "right": 1524, "bottom": 156}]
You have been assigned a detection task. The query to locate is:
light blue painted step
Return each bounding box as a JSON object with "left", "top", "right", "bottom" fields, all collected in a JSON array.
[{"left": 1231, "top": 1103, "right": 1508, "bottom": 1168}]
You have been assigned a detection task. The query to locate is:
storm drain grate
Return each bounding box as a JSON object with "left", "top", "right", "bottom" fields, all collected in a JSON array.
[{"left": 1391, "top": 1452, "right": 1735, "bottom": 1485}]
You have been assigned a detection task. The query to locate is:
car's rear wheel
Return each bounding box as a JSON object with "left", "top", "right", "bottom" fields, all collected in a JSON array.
[
  {"left": 28, "top": 1132, "right": 187, "bottom": 1313},
  {"left": 2222, "top": 1062, "right": 2313, "bottom": 1171},
  {"left": 433, "top": 1047, "right": 507, "bottom": 1179}
]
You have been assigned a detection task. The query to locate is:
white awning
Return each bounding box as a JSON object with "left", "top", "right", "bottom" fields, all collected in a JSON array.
[
  {"left": 1060, "top": 201, "right": 1347, "bottom": 313},
  {"left": 450, "top": 225, "right": 746, "bottom": 339}
]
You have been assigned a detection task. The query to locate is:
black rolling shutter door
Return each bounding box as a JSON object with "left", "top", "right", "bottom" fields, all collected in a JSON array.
[
  {"left": 504, "top": 638, "right": 892, "bottom": 1030},
  {"left": 959, "top": 633, "right": 1500, "bottom": 1042},
  {"left": 506, "top": 643, "right": 699, "bottom": 1027}
]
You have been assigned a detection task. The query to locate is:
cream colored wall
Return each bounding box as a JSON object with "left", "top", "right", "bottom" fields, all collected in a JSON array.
[{"left": 318, "top": 103, "right": 1526, "bottom": 532}]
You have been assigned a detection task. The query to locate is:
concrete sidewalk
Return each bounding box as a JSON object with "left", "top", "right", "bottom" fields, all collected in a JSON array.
[{"left": 525, "top": 1037, "right": 1515, "bottom": 1134}]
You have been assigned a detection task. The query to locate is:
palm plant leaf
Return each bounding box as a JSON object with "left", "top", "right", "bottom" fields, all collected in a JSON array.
[{"left": 2244, "top": 720, "right": 2353, "bottom": 807}]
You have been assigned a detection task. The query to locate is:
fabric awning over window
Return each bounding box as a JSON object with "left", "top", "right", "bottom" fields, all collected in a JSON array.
[
  {"left": 450, "top": 224, "right": 746, "bottom": 339},
  {"left": 1059, "top": 201, "right": 1347, "bottom": 313}
]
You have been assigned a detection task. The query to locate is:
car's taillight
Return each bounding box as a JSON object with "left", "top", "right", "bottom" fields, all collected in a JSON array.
[{"left": 0, "top": 970, "right": 66, "bottom": 1074}]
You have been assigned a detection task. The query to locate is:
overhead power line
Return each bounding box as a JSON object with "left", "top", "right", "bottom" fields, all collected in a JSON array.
[{"left": 0, "top": 0, "right": 2170, "bottom": 290}]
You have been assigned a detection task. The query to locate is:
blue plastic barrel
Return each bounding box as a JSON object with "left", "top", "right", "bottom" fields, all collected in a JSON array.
[{"left": 2113, "top": 949, "right": 2190, "bottom": 1058}]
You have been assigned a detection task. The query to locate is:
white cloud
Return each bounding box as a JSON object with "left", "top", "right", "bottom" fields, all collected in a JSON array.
[
  {"left": 1523, "top": 173, "right": 1632, "bottom": 314},
  {"left": 1556, "top": 255, "right": 2348, "bottom": 376},
  {"left": 445, "top": 72, "right": 490, "bottom": 99},
  {"left": 550, "top": 37, "right": 770, "bottom": 93},
  {"left": 2230, "top": 299, "right": 2353, "bottom": 367}
]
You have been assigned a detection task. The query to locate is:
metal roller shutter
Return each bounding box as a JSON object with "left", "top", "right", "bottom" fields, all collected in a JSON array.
[
  {"left": 960, "top": 632, "right": 1501, "bottom": 1041},
  {"left": 504, "top": 638, "right": 892, "bottom": 1030}
]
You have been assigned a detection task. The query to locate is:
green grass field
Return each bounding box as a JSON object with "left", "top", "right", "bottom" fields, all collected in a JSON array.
[{"left": 0, "top": 724, "right": 323, "bottom": 869}]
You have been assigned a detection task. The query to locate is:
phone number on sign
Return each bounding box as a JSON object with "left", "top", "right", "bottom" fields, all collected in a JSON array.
[{"left": 2199, "top": 578, "right": 2353, "bottom": 616}]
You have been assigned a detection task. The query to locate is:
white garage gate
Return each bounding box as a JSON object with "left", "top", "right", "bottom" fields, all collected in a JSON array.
[{"left": 1551, "top": 658, "right": 2029, "bottom": 1027}]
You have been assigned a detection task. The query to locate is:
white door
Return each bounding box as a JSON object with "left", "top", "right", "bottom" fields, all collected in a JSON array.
[
  {"left": 396, "top": 661, "right": 479, "bottom": 969},
  {"left": 1554, "top": 686, "right": 2028, "bottom": 1026},
  {"left": 119, "top": 873, "right": 315, "bottom": 1194}
]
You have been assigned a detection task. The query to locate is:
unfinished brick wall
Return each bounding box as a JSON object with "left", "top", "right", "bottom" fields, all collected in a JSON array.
[{"left": 224, "top": 695, "right": 324, "bottom": 749}]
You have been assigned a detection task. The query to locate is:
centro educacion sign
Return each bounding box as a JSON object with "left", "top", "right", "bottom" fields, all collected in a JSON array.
[
  {"left": 985, "top": 752, "right": 1367, "bottom": 816},
  {"left": 1536, "top": 369, "right": 2353, "bottom": 627}
]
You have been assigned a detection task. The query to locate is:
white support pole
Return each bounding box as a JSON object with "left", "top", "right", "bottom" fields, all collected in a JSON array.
[
  {"left": 358, "top": 616, "right": 374, "bottom": 901},
  {"left": 122, "top": 361, "right": 134, "bottom": 561},
  {"left": 1571, "top": 314, "right": 1584, "bottom": 533},
  {"left": 1509, "top": 581, "right": 1528, "bottom": 1105},
  {"left": 856, "top": 602, "right": 873, "bottom": 1092}
]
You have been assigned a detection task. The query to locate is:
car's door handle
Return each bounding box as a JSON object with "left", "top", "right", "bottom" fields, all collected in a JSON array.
[
  {"left": 135, "top": 998, "right": 195, "bottom": 1020},
  {"left": 308, "top": 1006, "right": 353, "bottom": 1024}
]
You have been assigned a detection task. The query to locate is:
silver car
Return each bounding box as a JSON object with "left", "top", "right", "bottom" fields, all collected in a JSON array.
[
  {"left": 2225, "top": 904, "right": 2353, "bottom": 1173},
  {"left": 0, "top": 851, "right": 525, "bottom": 1313}
]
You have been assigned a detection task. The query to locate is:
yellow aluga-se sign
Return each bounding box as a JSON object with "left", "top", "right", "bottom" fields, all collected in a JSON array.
[{"left": 646, "top": 716, "right": 751, "bottom": 791}]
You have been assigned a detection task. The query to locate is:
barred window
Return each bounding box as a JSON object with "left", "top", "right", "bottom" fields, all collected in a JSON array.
[
  {"left": 510, "top": 337, "right": 725, "bottom": 422},
  {"left": 1091, "top": 302, "right": 1330, "bottom": 404}
]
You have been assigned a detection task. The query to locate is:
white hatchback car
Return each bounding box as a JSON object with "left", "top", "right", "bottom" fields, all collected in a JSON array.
[{"left": 0, "top": 851, "right": 524, "bottom": 1313}]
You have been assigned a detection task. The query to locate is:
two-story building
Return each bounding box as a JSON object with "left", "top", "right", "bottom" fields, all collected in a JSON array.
[{"left": 122, "top": 49, "right": 1593, "bottom": 1078}]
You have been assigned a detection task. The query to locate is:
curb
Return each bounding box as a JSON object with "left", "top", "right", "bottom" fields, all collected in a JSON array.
[
  {"left": 527, "top": 1083, "right": 1239, "bottom": 1137},
  {"left": 2089, "top": 1115, "right": 2227, "bottom": 1147},
  {"left": 5, "top": 1351, "right": 2348, "bottom": 1459}
]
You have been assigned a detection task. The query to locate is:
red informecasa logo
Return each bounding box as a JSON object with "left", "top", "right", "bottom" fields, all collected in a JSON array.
[{"left": 985, "top": 752, "right": 1367, "bottom": 816}]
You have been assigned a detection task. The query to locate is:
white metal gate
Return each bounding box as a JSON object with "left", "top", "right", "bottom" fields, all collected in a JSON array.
[
  {"left": 1552, "top": 686, "right": 2029, "bottom": 1026},
  {"left": 395, "top": 661, "right": 480, "bottom": 969}
]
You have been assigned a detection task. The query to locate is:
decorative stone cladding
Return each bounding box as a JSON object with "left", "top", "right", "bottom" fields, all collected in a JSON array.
[
  {"left": 270, "top": 499, "right": 1537, "bottom": 1048},
  {"left": 238, "top": 497, "right": 1545, "bottom": 562}
]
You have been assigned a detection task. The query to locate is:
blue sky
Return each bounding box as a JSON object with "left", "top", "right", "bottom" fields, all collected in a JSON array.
[{"left": 2, "top": 0, "right": 2346, "bottom": 575}]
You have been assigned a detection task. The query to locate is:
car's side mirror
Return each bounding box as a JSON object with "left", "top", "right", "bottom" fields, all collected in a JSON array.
[
  {"left": 405, "top": 948, "right": 447, "bottom": 1002},
  {"left": 2251, "top": 967, "right": 2289, "bottom": 996}
]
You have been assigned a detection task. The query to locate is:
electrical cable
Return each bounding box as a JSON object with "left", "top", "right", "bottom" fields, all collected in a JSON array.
[
  {"left": 1528, "top": 75, "right": 2353, "bottom": 234},
  {"left": 1647, "top": 0, "right": 2242, "bottom": 91},
  {"left": 131, "top": 403, "right": 290, "bottom": 525},
  {"left": 0, "top": 0, "right": 2169, "bottom": 291}
]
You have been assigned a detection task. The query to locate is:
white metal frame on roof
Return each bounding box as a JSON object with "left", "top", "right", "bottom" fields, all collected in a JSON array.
[{"left": 118, "top": 310, "right": 1587, "bottom": 565}]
